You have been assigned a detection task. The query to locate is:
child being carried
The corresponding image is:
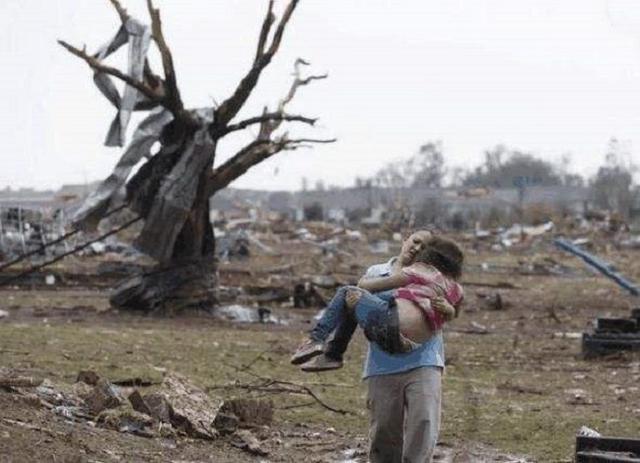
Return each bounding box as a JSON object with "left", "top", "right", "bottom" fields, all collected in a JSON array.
[{"left": 291, "top": 236, "right": 464, "bottom": 366}]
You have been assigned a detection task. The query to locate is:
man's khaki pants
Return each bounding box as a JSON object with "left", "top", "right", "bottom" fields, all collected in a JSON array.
[{"left": 366, "top": 366, "right": 442, "bottom": 463}]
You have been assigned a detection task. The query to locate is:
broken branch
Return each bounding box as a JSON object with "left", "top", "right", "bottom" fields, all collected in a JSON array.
[
  {"left": 57, "top": 40, "right": 162, "bottom": 103},
  {"left": 255, "top": 0, "right": 275, "bottom": 62},
  {"left": 207, "top": 135, "right": 335, "bottom": 194},
  {"left": 285, "top": 138, "right": 337, "bottom": 145},
  {"left": 265, "top": 0, "right": 298, "bottom": 57},
  {"left": 214, "top": 361, "right": 353, "bottom": 415},
  {"left": 108, "top": 0, "right": 129, "bottom": 23},
  {"left": 207, "top": 140, "right": 282, "bottom": 193},
  {"left": 146, "top": 0, "right": 183, "bottom": 113},
  {"left": 280, "top": 59, "right": 328, "bottom": 111},
  {"left": 210, "top": 379, "right": 352, "bottom": 415},
  {"left": 0, "top": 375, "right": 43, "bottom": 388},
  {"left": 222, "top": 113, "right": 317, "bottom": 135},
  {"left": 214, "top": 0, "right": 299, "bottom": 126}
]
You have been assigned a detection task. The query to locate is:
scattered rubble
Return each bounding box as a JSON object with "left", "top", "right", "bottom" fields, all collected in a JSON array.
[
  {"left": 84, "top": 378, "right": 124, "bottom": 415},
  {"left": 575, "top": 432, "right": 640, "bottom": 462},
  {"left": 0, "top": 368, "right": 222, "bottom": 441},
  {"left": 230, "top": 429, "right": 269, "bottom": 456},
  {"left": 97, "top": 407, "right": 155, "bottom": 437},
  {"left": 218, "top": 398, "right": 273, "bottom": 428},
  {"left": 217, "top": 305, "right": 281, "bottom": 324},
  {"left": 476, "top": 291, "right": 506, "bottom": 311},
  {"left": 582, "top": 308, "right": 640, "bottom": 358},
  {"left": 155, "top": 372, "right": 221, "bottom": 439}
]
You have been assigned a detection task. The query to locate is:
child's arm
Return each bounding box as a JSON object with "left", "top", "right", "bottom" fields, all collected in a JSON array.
[
  {"left": 357, "top": 272, "right": 409, "bottom": 293},
  {"left": 432, "top": 296, "right": 457, "bottom": 321}
]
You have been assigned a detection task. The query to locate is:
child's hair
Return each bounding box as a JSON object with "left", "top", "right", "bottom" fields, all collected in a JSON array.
[{"left": 414, "top": 236, "right": 464, "bottom": 280}]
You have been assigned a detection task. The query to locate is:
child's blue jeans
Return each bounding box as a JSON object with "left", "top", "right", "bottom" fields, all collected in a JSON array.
[{"left": 310, "top": 286, "right": 405, "bottom": 354}]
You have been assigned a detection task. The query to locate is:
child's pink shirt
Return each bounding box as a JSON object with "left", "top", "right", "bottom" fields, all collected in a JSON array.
[{"left": 394, "top": 262, "right": 463, "bottom": 331}]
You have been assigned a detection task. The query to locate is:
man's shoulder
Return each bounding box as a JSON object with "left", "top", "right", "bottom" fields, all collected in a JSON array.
[{"left": 365, "top": 257, "right": 396, "bottom": 277}]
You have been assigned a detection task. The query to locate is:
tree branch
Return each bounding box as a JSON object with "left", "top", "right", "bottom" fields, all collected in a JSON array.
[
  {"left": 146, "top": 0, "right": 183, "bottom": 113},
  {"left": 280, "top": 59, "right": 328, "bottom": 110},
  {"left": 143, "top": 59, "right": 163, "bottom": 91},
  {"left": 207, "top": 57, "right": 333, "bottom": 193},
  {"left": 267, "top": 59, "right": 327, "bottom": 134},
  {"left": 108, "top": 0, "right": 129, "bottom": 23},
  {"left": 255, "top": 0, "right": 275, "bottom": 62},
  {"left": 214, "top": 0, "right": 299, "bottom": 126},
  {"left": 285, "top": 138, "right": 337, "bottom": 145},
  {"left": 207, "top": 136, "right": 335, "bottom": 194},
  {"left": 220, "top": 113, "right": 317, "bottom": 136},
  {"left": 58, "top": 40, "right": 163, "bottom": 103},
  {"left": 107, "top": 1, "right": 165, "bottom": 99},
  {"left": 266, "top": 0, "right": 298, "bottom": 56},
  {"left": 207, "top": 139, "right": 280, "bottom": 193}
]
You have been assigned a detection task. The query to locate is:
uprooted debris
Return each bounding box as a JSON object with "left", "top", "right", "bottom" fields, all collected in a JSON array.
[
  {"left": 213, "top": 400, "right": 274, "bottom": 455},
  {"left": 155, "top": 372, "right": 221, "bottom": 439},
  {"left": 475, "top": 291, "right": 506, "bottom": 311},
  {"left": 216, "top": 230, "right": 251, "bottom": 261},
  {"left": 575, "top": 429, "right": 640, "bottom": 462},
  {"left": 230, "top": 429, "right": 270, "bottom": 456},
  {"left": 293, "top": 282, "right": 327, "bottom": 308},
  {"left": 217, "top": 305, "right": 281, "bottom": 324},
  {"left": 97, "top": 407, "right": 155, "bottom": 438},
  {"left": 1, "top": 368, "right": 222, "bottom": 441},
  {"left": 582, "top": 308, "right": 640, "bottom": 358},
  {"left": 84, "top": 378, "right": 124, "bottom": 415},
  {"left": 218, "top": 398, "right": 274, "bottom": 428}
]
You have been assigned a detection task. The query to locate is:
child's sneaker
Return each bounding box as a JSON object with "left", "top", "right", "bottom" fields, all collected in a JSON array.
[
  {"left": 300, "top": 354, "right": 343, "bottom": 372},
  {"left": 290, "top": 339, "right": 325, "bottom": 365}
]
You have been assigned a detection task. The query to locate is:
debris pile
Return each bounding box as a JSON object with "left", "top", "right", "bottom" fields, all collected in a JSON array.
[
  {"left": 575, "top": 428, "right": 640, "bottom": 463},
  {"left": 0, "top": 369, "right": 222, "bottom": 440},
  {"left": 0, "top": 207, "right": 69, "bottom": 259},
  {"left": 582, "top": 308, "right": 640, "bottom": 358}
]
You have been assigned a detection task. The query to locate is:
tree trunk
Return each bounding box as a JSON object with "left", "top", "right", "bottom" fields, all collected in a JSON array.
[{"left": 110, "top": 174, "right": 218, "bottom": 313}]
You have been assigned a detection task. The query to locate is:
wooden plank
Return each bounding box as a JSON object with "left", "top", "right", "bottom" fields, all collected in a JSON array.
[
  {"left": 582, "top": 334, "right": 640, "bottom": 358},
  {"left": 595, "top": 318, "right": 638, "bottom": 334},
  {"left": 577, "top": 435, "right": 640, "bottom": 453},
  {"left": 576, "top": 451, "right": 640, "bottom": 463}
]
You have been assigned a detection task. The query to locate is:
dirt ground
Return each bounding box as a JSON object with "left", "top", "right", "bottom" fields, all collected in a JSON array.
[{"left": 1, "top": 235, "right": 639, "bottom": 462}]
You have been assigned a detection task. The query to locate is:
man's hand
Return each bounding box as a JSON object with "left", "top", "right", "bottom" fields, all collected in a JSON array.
[
  {"left": 346, "top": 289, "right": 362, "bottom": 309},
  {"left": 432, "top": 296, "right": 456, "bottom": 321}
]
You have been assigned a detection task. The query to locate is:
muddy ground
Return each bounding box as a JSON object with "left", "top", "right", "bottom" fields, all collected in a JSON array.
[{"left": 1, "top": 235, "right": 639, "bottom": 462}]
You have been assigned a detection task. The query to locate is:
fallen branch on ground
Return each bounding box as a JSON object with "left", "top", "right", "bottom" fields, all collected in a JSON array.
[
  {"left": 0, "top": 418, "right": 66, "bottom": 438},
  {"left": 211, "top": 361, "right": 353, "bottom": 415},
  {"left": 209, "top": 379, "right": 352, "bottom": 415},
  {"left": 0, "top": 375, "right": 43, "bottom": 388}
]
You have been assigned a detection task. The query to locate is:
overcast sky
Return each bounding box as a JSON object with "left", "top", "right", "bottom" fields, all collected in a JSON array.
[{"left": 1, "top": 0, "right": 640, "bottom": 191}]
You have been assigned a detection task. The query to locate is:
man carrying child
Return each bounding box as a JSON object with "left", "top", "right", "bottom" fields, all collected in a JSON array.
[{"left": 297, "top": 230, "right": 456, "bottom": 462}]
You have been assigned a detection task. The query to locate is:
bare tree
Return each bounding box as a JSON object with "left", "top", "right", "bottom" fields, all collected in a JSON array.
[
  {"left": 411, "top": 141, "right": 446, "bottom": 188},
  {"left": 591, "top": 138, "right": 636, "bottom": 219},
  {"left": 59, "top": 0, "right": 334, "bottom": 312},
  {"left": 462, "top": 145, "right": 562, "bottom": 188}
]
